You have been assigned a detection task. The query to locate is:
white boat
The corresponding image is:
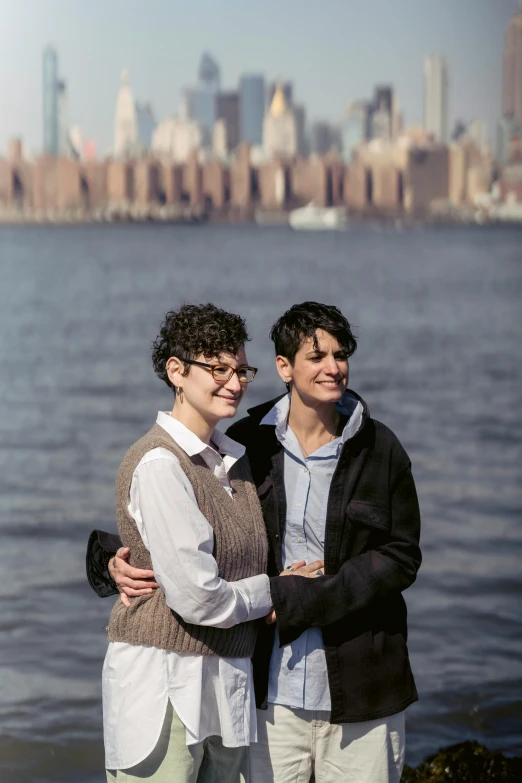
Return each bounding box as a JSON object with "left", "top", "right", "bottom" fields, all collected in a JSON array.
[{"left": 289, "top": 202, "right": 347, "bottom": 231}]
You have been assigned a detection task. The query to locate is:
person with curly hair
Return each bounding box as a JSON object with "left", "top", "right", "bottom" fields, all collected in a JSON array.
[{"left": 100, "top": 302, "right": 321, "bottom": 783}]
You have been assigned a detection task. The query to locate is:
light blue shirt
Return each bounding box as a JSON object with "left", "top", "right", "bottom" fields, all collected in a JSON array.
[{"left": 261, "top": 392, "right": 363, "bottom": 711}]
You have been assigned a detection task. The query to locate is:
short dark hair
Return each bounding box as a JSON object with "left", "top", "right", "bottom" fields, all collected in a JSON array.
[
  {"left": 269, "top": 301, "right": 357, "bottom": 364},
  {"left": 152, "top": 303, "right": 250, "bottom": 388}
]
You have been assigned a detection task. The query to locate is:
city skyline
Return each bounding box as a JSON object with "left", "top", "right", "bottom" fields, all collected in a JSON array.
[{"left": 0, "top": 0, "right": 518, "bottom": 155}]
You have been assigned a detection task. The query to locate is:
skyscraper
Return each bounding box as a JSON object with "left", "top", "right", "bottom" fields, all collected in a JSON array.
[
  {"left": 293, "top": 104, "right": 308, "bottom": 156},
  {"left": 136, "top": 103, "right": 157, "bottom": 151},
  {"left": 310, "top": 122, "right": 340, "bottom": 155},
  {"left": 371, "top": 107, "right": 392, "bottom": 142},
  {"left": 239, "top": 74, "right": 265, "bottom": 145},
  {"left": 424, "top": 55, "right": 449, "bottom": 143},
  {"left": 113, "top": 70, "right": 138, "bottom": 158},
  {"left": 497, "top": 114, "right": 520, "bottom": 164},
  {"left": 467, "top": 119, "right": 489, "bottom": 153},
  {"left": 57, "top": 80, "right": 70, "bottom": 156},
  {"left": 266, "top": 82, "right": 293, "bottom": 110},
  {"left": 216, "top": 92, "right": 240, "bottom": 151},
  {"left": 43, "top": 47, "right": 59, "bottom": 156},
  {"left": 198, "top": 52, "right": 221, "bottom": 92},
  {"left": 263, "top": 84, "right": 297, "bottom": 159},
  {"left": 182, "top": 53, "right": 221, "bottom": 143},
  {"left": 342, "top": 102, "right": 370, "bottom": 161},
  {"left": 503, "top": 1, "right": 522, "bottom": 128},
  {"left": 374, "top": 85, "right": 393, "bottom": 115}
]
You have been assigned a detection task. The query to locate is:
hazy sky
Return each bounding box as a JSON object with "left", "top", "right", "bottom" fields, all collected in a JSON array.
[{"left": 0, "top": 0, "right": 518, "bottom": 155}]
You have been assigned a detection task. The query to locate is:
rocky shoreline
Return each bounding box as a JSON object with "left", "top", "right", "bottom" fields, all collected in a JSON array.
[{"left": 400, "top": 742, "right": 522, "bottom": 782}]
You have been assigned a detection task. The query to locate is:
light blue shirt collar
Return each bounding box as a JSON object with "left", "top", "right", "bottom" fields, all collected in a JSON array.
[{"left": 259, "top": 391, "right": 364, "bottom": 449}]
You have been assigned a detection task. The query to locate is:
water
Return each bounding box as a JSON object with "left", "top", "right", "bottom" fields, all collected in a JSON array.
[{"left": 0, "top": 223, "right": 521, "bottom": 782}]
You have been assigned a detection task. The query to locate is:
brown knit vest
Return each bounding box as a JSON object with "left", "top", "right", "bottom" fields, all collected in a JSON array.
[{"left": 108, "top": 423, "right": 268, "bottom": 657}]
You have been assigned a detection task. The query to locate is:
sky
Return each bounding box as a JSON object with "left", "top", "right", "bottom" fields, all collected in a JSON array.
[{"left": 0, "top": 0, "right": 518, "bottom": 155}]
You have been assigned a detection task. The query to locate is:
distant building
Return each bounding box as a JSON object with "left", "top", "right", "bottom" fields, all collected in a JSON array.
[
  {"left": 374, "top": 85, "right": 393, "bottom": 115},
  {"left": 239, "top": 74, "right": 265, "bottom": 145},
  {"left": 399, "top": 126, "right": 433, "bottom": 146},
  {"left": 263, "top": 84, "right": 297, "bottom": 159},
  {"left": 181, "top": 88, "right": 215, "bottom": 144},
  {"left": 152, "top": 116, "right": 203, "bottom": 162},
  {"left": 198, "top": 51, "right": 221, "bottom": 92},
  {"left": 497, "top": 114, "right": 521, "bottom": 165},
  {"left": 69, "top": 126, "right": 83, "bottom": 159},
  {"left": 503, "top": 2, "right": 522, "bottom": 129},
  {"left": 371, "top": 107, "right": 392, "bottom": 142},
  {"left": 136, "top": 103, "right": 156, "bottom": 151},
  {"left": 266, "top": 81, "right": 293, "bottom": 110},
  {"left": 57, "top": 79, "right": 69, "bottom": 156},
  {"left": 43, "top": 47, "right": 59, "bottom": 156},
  {"left": 294, "top": 104, "right": 308, "bottom": 156},
  {"left": 391, "top": 94, "right": 404, "bottom": 140},
  {"left": 182, "top": 52, "right": 221, "bottom": 142},
  {"left": 216, "top": 92, "right": 240, "bottom": 152},
  {"left": 424, "top": 55, "right": 449, "bottom": 143},
  {"left": 452, "top": 120, "right": 468, "bottom": 142},
  {"left": 342, "top": 102, "right": 370, "bottom": 161},
  {"left": 310, "top": 122, "right": 339, "bottom": 155},
  {"left": 212, "top": 119, "right": 228, "bottom": 159},
  {"left": 371, "top": 85, "right": 394, "bottom": 140},
  {"left": 113, "top": 70, "right": 138, "bottom": 158},
  {"left": 310, "top": 122, "right": 329, "bottom": 155},
  {"left": 467, "top": 119, "right": 489, "bottom": 154}
]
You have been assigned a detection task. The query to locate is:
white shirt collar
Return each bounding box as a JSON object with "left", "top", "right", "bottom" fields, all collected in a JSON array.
[
  {"left": 156, "top": 411, "right": 245, "bottom": 460},
  {"left": 259, "top": 392, "right": 364, "bottom": 445}
]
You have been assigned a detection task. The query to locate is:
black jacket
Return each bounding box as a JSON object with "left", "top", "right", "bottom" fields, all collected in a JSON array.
[
  {"left": 227, "top": 391, "right": 421, "bottom": 723},
  {"left": 86, "top": 391, "right": 421, "bottom": 723}
]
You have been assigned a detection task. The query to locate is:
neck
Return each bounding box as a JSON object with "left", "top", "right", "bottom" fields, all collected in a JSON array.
[
  {"left": 170, "top": 401, "right": 216, "bottom": 445},
  {"left": 287, "top": 391, "right": 338, "bottom": 438}
]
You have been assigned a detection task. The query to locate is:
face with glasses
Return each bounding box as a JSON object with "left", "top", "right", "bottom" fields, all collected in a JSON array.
[{"left": 166, "top": 347, "right": 256, "bottom": 427}]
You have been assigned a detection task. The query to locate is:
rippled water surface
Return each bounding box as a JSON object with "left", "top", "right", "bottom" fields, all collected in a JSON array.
[{"left": 0, "top": 223, "right": 521, "bottom": 782}]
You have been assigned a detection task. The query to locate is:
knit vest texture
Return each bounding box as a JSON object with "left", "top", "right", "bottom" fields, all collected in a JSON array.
[{"left": 108, "top": 423, "right": 268, "bottom": 657}]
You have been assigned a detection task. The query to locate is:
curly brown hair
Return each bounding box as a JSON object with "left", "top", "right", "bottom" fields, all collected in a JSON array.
[{"left": 151, "top": 303, "right": 250, "bottom": 389}]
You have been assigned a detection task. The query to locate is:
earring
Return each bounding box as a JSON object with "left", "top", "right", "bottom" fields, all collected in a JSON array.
[{"left": 176, "top": 386, "right": 183, "bottom": 401}]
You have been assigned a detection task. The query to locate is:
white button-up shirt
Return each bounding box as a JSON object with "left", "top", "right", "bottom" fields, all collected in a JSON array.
[{"left": 102, "top": 412, "right": 272, "bottom": 770}]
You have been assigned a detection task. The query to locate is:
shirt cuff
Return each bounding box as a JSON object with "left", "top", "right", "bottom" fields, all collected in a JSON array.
[{"left": 233, "top": 573, "right": 272, "bottom": 621}]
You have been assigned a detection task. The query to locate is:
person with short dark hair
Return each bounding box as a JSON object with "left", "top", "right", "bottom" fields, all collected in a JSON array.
[{"left": 89, "top": 301, "right": 421, "bottom": 783}]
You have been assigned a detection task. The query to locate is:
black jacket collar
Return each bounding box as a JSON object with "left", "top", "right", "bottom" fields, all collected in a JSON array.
[{"left": 246, "top": 394, "right": 286, "bottom": 425}]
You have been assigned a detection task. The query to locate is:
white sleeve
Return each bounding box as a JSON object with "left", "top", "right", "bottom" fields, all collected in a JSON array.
[{"left": 135, "top": 455, "right": 272, "bottom": 628}]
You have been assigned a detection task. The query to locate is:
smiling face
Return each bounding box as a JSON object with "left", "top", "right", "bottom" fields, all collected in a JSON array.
[
  {"left": 276, "top": 329, "right": 349, "bottom": 406},
  {"left": 167, "top": 347, "right": 249, "bottom": 429}
]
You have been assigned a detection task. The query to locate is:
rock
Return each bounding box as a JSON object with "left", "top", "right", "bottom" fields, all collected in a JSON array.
[{"left": 400, "top": 741, "right": 522, "bottom": 782}]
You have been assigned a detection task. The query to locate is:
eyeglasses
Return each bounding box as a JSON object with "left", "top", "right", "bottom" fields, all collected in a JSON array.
[{"left": 178, "top": 357, "right": 258, "bottom": 384}]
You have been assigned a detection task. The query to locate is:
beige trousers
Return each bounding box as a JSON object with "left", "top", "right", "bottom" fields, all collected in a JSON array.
[
  {"left": 249, "top": 704, "right": 405, "bottom": 783},
  {"left": 106, "top": 702, "right": 249, "bottom": 783}
]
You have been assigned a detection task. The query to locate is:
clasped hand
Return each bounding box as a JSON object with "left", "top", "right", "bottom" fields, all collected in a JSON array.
[
  {"left": 109, "top": 549, "right": 325, "bottom": 626},
  {"left": 264, "top": 559, "right": 324, "bottom": 625}
]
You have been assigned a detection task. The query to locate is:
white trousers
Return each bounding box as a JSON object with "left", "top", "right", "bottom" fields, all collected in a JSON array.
[{"left": 249, "top": 704, "right": 405, "bottom": 783}]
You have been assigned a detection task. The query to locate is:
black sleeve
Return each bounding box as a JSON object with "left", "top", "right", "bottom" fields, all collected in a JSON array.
[
  {"left": 269, "top": 465, "right": 422, "bottom": 646},
  {"left": 86, "top": 529, "right": 122, "bottom": 598}
]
